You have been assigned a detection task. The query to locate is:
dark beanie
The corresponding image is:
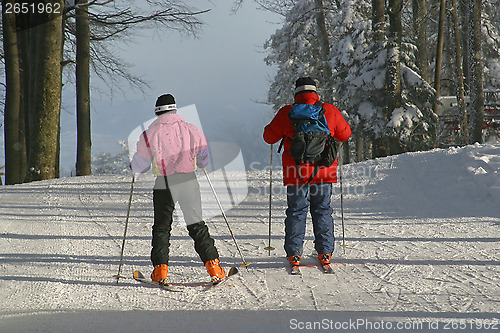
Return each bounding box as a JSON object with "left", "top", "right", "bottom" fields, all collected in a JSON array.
[
  {"left": 294, "top": 77, "right": 317, "bottom": 96},
  {"left": 154, "top": 94, "right": 177, "bottom": 115}
]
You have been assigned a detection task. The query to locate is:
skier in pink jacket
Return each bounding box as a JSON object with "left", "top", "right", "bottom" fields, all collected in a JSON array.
[{"left": 130, "top": 94, "right": 226, "bottom": 285}]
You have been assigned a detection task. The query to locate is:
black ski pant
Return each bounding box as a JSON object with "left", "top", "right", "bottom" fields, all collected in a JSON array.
[{"left": 151, "top": 173, "right": 219, "bottom": 266}]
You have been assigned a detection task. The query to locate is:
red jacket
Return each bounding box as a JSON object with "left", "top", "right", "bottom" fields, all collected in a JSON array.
[{"left": 263, "top": 93, "right": 351, "bottom": 185}]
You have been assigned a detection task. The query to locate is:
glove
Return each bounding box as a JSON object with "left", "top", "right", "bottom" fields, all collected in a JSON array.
[{"left": 196, "top": 146, "right": 210, "bottom": 169}]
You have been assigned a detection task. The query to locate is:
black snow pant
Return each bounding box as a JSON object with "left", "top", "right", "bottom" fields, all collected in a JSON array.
[{"left": 150, "top": 172, "right": 219, "bottom": 266}]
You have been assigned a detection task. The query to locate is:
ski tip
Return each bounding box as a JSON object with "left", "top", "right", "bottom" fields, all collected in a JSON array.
[
  {"left": 227, "top": 266, "right": 239, "bottom": 277},
  {"left": 320, "top": 263, "right": 335, "bottom": 274},
  {"left": 290, "top": 266, "right": 302, "bottom": 275},
  {"left": 133, "top": 270, "right": 145, "bottom": 280},
  {"left": 211, "top": 267, "right": 238, "bottom": 286}
]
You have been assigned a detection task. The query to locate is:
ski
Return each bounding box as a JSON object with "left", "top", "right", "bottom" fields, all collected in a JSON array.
[
  {"left": 133, "top": 270, "right": 183, "bottom": 292},
  {"left": 290, "top": 265, "right": 302, "bottom": 275},
  {"left": 133, "top": 266, "right": 239, "bottom": 291},
  {"left": 288, "top": 263, "right": 334, "bottom": 275},
  {"left": 209, "top": 266, "right": 239, "bottom": 288},
  {"left": 322, "top": 263, "right": 334, "bottom": 274}
]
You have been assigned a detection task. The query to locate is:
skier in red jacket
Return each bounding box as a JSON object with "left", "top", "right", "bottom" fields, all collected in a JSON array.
[{"left": 263, "top": 77, "right": 351, "bottom": 269}]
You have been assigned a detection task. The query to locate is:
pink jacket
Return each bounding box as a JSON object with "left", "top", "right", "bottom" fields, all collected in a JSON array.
[{"left": 131, "top": 114, "right": 209, "bottom": 176}]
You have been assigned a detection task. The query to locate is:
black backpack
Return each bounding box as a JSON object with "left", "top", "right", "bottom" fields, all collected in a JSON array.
[{"left": 279, "top": 101, "right": 339, "bottom": 184}]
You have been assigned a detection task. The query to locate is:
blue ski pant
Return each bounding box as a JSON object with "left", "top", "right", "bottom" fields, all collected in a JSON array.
[{"left": 284, "top": 183, "right": 334, "bottom": 257}]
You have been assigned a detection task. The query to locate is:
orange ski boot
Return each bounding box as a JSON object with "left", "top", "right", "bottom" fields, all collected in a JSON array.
[
  {"left": 151, "top": 264, "right": 168, "bottom": 285},
  {"left": 288, "top": 255, "right": 301, "bottom": 266},
  {"left": 318, "top": 253, "right": 332, "bottom": 265},
  {"left": 205, "top": 259, "right": 226, "bottom": 285}
]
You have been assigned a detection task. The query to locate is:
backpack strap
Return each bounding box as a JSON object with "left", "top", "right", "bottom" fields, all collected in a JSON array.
[
  {"left": 288, "top": 100, "right": 327, "bottom": 184},
  {"left": 306, "top": 164, "right": 321, "bottom": 183},
  {"left": 296, "top": 162, "right": 307, "bottom": 184},
  {"left": 314, "top": 101, "right": 326, "bottom": 117},
  {"left": 302, "top": 101, "right": 326, "bottom": 184},
  {"left": 277, "top": 138, "right": 284, "bottom": 153},
  {"left": 297, "top": 163, "right": 321, "bottom": 185}
]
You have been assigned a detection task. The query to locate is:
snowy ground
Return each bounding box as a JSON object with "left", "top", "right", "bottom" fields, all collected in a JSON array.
[{"left": 1, "top": 144, "right": 499, "bottom": 332}]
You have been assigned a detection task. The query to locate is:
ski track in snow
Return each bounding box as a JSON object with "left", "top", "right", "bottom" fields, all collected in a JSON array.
[{"left": 0, "top": 144, "right": 499, "bottom": 332}]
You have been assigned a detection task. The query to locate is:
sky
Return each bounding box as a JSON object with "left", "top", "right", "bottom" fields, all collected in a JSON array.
[{"left": 58, "top": 1, "right": 282, "bottom": 174}]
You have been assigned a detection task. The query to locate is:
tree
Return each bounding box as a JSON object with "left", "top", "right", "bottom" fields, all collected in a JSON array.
[
  {"left": 1, "top": 1, "right": 208, "bottom": 183},
  {"left": 263, "top": 0, "right": 332, "bottom": 110},
  {"left": 63, "top": 1, "right": 209, "bottom": 95},
  {"left": 64, "top": 1, "right": 209, "bottom": 176},
  {"left": 263, "top": 0, "right": 437, "bottom": 159},
  {"left": 25, "top": 0, "right": 65, "bottom": 182},
  {"left": 314, "top": 0, "right": 350, "bottom": 162},
  {"left": 468, "top": 0, "right": 484, "bottom": 143},
  {"left": 368, "top": 0, "right": 388, "bottom": 157},
  {"left": 75, "top": 0, "right": 91, "bottom": 176},
  {"left": 412, "top": 0, "right": 430, "bottom": 83},
  {"left": 92, "top": 141, "right": 130, "bottom": 175},
  {"left": 481, "top": 1, "right": 500, "bottom": 90},
  {"left": 314, "top": 0, "right": 333, "bottom": 100},
  {"left": 341, "top": 0, "right": 435, "bottom": 157},
  {"left": 432, "top": 0, "right": 446, "bottom": 115},
  {"left": 386, "top": 0, "right": 403, "bottom": 155},
  {"left": 450, "top": 0, "right": 467, "bottom": 143},
  {"left": 2, "top": 0, "right": 24, "bottom": 184}
]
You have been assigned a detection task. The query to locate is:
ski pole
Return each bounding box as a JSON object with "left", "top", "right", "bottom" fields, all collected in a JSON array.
[
  {"left": 338, "top": 143, "right": 347, "bottom": 254},
  {"left": 264, "top": 144, "right": 275, "bottom": 254},
  {"left": 202, "top": 168, "right": 251, "bottom": 268},
  {"left": 113, "top": 173, "right": 135, "bottom": 282}
]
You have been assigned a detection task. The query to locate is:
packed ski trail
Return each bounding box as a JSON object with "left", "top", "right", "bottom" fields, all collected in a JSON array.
[{"left": 0, "top": 144, "right": 499, "bottom": 332}]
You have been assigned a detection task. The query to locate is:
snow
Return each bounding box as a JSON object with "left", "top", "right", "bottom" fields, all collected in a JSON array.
[{"left": 1, "top": 144, "right": 499, "bottom": 332}]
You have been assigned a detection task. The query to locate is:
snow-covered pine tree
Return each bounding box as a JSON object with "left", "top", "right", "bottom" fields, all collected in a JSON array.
[
  {"left": 264, "top": 0, "right": 337, "bottom": 110},
  {"left": 92, "top": 141, "right": 131, "bottom": 175},
  {"left": 263, "top": 0, "right": 499, "bottom": 152},
  {"left": 467, "top": 0, "right": 485, "bottom": 144},
  {"left": 481, "top": 1, "right": 500, "bottom": 90},
  {"left": 264, "top": 0, "right": 437, "bottom": 159},
  {"left": 333, "top": 0, "right": 436, "bottom": 157}
]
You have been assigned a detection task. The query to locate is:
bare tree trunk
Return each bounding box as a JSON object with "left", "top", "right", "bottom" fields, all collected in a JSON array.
[
  {"left": 355, "top": 133, "right": 363, "bottom": 162},
  {"left": 387, "top": 0, "right": 403, "bottom": 155},
  {"left": 314, "top": 0, "right": 350, "bottom": 163},
  {"left": 2, "top": 0, "right": 24, "bottom": 184},
  {"left": 412, "top": 0, "right": 430, "bottom": 82},
  {"left": 450, "top": 0, "right": 468, "bottom": 143},
  {"left": 468, "top": 0, "right": 484, "bottom": 144},
  {"left": 372, "top": 0, "right": 389, "bottom": 157},
  {"left": 26, "top": 1, "right": 64, "bottom": 182},
  {"left": 433, "top": 0, "right": 446, "bottom": 115},
  {"left": 460, "top": 0, "right": 469, "bottom": 90},
  {"left": 314, "top": 0, "right": 333, "bottom": 99},
  {"left": 17, "top": 14, "right": 31, "bottom": 182},
  {"left": 372, "top": 0, "right": 385, "bottom": 42},
  {"left": 76, "top": 0, "right": 92, "bottom": 176}
]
